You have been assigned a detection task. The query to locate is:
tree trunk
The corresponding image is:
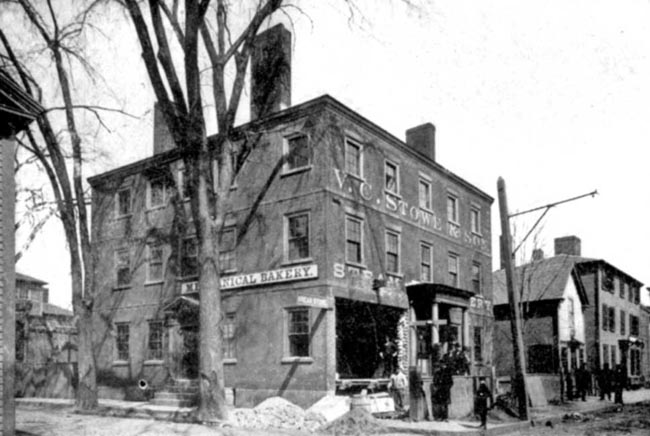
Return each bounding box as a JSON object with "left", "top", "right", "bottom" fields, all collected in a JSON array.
[{"left": 196, "top": 139, "right": 228, "bottom": 421}]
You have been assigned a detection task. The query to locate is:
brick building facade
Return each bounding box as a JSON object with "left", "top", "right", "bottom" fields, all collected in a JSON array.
[{"left": 88, "top": 25, "right": 493, "bottom": 412}]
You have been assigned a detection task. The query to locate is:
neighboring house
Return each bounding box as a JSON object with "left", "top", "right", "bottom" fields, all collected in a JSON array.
[
  {"left": 15, "top": 272, "right": 77, "bottom": 399},
  {"left": 88, "top": 24, "right": 494, "bottom": 416},
  {"left": 641, "top": 303, "right": 650, "bottom": 386},
  {"left": 0, "top": 68, "right": 43, "bottom": 433},
  {"left": 493, "top": 248, "right": 589, "bottom": 379},
  {"left": 494, "top": 236, "right": 645, "bottom": 390}
]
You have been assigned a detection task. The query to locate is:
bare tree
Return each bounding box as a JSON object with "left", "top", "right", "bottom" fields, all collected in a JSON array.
[{"left": 0, "top": 0, "right": 127, "bottom": 409}]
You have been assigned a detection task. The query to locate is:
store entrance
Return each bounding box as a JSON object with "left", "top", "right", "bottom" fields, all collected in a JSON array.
[{"left": 335, "top": 298, "right": 404, "bottom": 379}]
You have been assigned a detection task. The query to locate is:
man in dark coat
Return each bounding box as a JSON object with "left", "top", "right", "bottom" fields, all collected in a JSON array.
[
  {"left": 433, "top": 361, "right": 454, "bottom": 421},
  {"left": 575, "top": 365, "right": 590, "bottom": 401},
  {"left": 598, "top": 363, "right": 612, "bottom": 401},
  {"left": 613, "top": 364, "right": 626, "bottom": 405},
  {"left": 475, "top": 378, "right": 492, "bottom": 429}
]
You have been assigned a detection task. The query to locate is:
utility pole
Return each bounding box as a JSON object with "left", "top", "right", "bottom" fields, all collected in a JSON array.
[{"left": 497, "top": 177, "right": 529, "bottom": 420}]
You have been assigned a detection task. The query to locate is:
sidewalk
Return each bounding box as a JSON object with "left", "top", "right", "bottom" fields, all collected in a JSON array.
[
  {"left": 380, "top": 388, "right": 650, "bottom": 435},
  {"left": 16, "top": 388, "right": 650, "bottom": 435}
]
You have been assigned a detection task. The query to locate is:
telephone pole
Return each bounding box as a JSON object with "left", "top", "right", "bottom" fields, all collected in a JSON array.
[
  {"left": 497, "top": 180, "right": 597, "bottom": 419},
  {"left": 497, "top": 177, "right": 529, "bottom": 420}
]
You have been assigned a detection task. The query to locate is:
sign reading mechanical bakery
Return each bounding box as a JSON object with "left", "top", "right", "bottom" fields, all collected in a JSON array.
[
  {"left": 220, "top": 265, "right": 318, "bottom": 290},
  {"left": 333, "top": 168, "right": 488, "bottom": 252}
]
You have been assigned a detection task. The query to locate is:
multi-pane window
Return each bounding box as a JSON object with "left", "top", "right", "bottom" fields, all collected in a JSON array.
[
  {"left": 447, "top": 195, "right": 459, "bottom": 224},
  {"left": 115, "top": 249, "right": 130, "bottom": 287},
  {"left": 148, "top": 177, "right": 166, "bottom": 209},
  {"left": 623, "top": 283, "right": 629, "bottom": 301},
  {"left": 420, "top": 243, "right": 432, "bottom": 282},
  {"left": 147, "top": 320, "right": 163, "bottom": 361},
  {"left": 345, "top": 138, "right": 362, "bottom": 177},
  {"left": 116, "top": 188, "right": 131, "bottom": 217},
  {"left": 603, "top": 271, "right": 614, "bottom": 293},
  {"left": 346, "top": 216, "right": 363, "bottom": 264},
  {"left": 472, "top": 262, "right": 482, "bottom": 295},
  {"left": 630, "top": 315, "right": 639, "bottom": 336},
  {"left": 609, "top": 307, "right": 616, "bottom": 332},
  {"left": 223, "top": 312, "right": 236, "bottom": 359},
  {"left": 473, "top": 327, "right": 482, "bottom": 363},
  {"left": 286, "top": 134, "right": 310, "bottom": 171},
  {"left": 602, "top": 304, "right": 608, "bottom": 331},
  {"left": 147, "top": 243, "right": 163, "bottom": 282},
  {"left": 634, "top": 287, "right": 640, "bottom": 304},
  {"left": 470, "top": 207, "right": 481, "bottom": 234},
  {"left": 384, "top": 161, "right": 399, "bottom": 195},
  {"left": 385, "top": 231, "right": 400, "bottom": 274},
  {"left": 180, "top": 237, "right": 199, "bottom": 278},
  {"left": 448, "top": 253, "right": 459, "bottom": 287},
  {"left": 288, "top": 308, "right": 310, "bottom": 357},
  {"left": 619, "top": 279, "right": 625, "bottom": 299},
  {"left": 115, "top": 323, "right": 130, "bottom": 361},
  {"left": 219, "top": 227, "right": 237, "bottom": 272},
  {"left": 418, "top": 179, "right": 432, "bottom": 210},
  {"left": 620, "top": 310, "right": 626, "bottom": 336},
  {"left": 287, "top": 213, "right": 309, "bottom": 261}
]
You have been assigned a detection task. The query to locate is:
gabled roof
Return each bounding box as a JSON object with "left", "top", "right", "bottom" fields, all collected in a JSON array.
[{"left": 493, "top": 254, "right": 591, "bottom": 307}]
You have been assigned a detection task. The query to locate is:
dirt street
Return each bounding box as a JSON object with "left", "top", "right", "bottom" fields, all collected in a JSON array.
[
  {"left": 16, "top": 407, "right": 311, "bottom": 436},
  {"left": 514, "top": 401, "right": 650, "bottom": 436}
]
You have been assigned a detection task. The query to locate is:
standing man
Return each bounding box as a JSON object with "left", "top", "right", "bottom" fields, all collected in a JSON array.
[
  {"left": 475, "top": 378, "right": 492, "bottom": 429},
  {"left": 389, "top": 367, "right": 408, "bottom": 412},
  {"left": 598, "top": 364, "right": 612, "bottom": 401},
  {"left": 613, "top": 364, "right": 626, "bottom": 405},
  {"left": 575, "top": 365, "right": 590, "bottom": 401}
]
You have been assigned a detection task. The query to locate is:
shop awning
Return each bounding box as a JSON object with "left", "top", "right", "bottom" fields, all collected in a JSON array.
[{"left": 406, "top": 282, "right": 473, "bottom": 308}]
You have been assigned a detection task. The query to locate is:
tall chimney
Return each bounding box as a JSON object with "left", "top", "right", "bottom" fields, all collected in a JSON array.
[
  {"left": 406, "top": 123, "right": 435, "bottom": 161},
  {"left": 250, "top": 24, "right": 291, "bottom": 121},
  {"left": 153, "top": 103, "right": 175, "bottom": 155},
  {"left": 554, "top": 236, "right": 581, "bottom": 257}
]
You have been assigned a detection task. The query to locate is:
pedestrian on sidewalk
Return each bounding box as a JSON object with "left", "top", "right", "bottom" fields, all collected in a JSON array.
[
  {"left": 576, "top": 364, "right": 590, "bottom": 401},
  {"left": 598, "top": 363, "right": 612, "bottom": 401},
  {"left": 389, "top": 366, "right": 408, "bottom": 412},
  {"left": 613, "top": 364, "right": 626, "bottom": 405},
  {"left": 475, "top": 378, "right": 492, "bottom": 429}
]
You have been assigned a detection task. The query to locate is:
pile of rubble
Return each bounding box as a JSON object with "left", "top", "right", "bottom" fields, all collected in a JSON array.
[
  {"left": 230, "top": 397, "right": 327, "bottom": 432},
  {"left": 320, "top": 407, "right": 386, "bottom": 436}
]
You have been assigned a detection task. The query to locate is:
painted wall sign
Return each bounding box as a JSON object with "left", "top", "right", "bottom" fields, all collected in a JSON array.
[
  {"left": 296, "top": 295, "right": 332, "bottom": 309},
  {"left": 333, "top": 168, "right": 488, "bottom": 252},
  {"left": 470, "top": 295, "right": 492, "bottom": 312},
  {"left": 220, "top": 265, "right": 318, "bottom": 290},
  {"left": 333, "top": 262, "right": 403, "bottom": 290}
]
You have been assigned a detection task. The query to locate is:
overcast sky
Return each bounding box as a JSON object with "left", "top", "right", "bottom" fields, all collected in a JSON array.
[{"left": 15, "top": 0, "right": 650, "bottom": 307}]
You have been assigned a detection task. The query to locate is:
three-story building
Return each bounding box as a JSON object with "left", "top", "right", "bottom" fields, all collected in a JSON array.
[{"left": 88, "top": 25, "right": 493, "bottom": 413}]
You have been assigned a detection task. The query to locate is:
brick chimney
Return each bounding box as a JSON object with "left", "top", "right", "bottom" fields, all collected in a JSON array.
[
  {"left": 250, "top": 24, "right": 291, "bottom": 121},
  {"left": 554, "top": 236, "right": 581, "bottom": 257},
  {"left": 406, "top": 123, "right": 435, "bottom": 161},
  {"left": 532, "top": 248, "right": 544, "bottom": 262},
  {"left": 153, "top": 103, "right": 175, "bottom": 155}
]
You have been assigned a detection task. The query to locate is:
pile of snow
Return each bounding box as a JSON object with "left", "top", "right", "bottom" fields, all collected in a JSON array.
[{"left": 230, "top": 397, "right": 326, "bottom": 432}]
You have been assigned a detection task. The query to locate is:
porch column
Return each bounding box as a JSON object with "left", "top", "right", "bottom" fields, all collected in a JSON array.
[
  {"left": 432, "top": 302, "right": 439, "bottom": 344},
  {"left": 409, "top": 306, "right": 417, "bottom": 365},
  {"left": 462, "top": 309, "right": 470, "bottom": 349}
]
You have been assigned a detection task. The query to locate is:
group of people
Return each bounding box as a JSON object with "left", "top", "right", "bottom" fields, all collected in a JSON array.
[
  {"left": 596, "top": 363, "right": 627, "bottom": 404},
  {"left": 564, "top": 363, "right": 627, "bottom": 405}
]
